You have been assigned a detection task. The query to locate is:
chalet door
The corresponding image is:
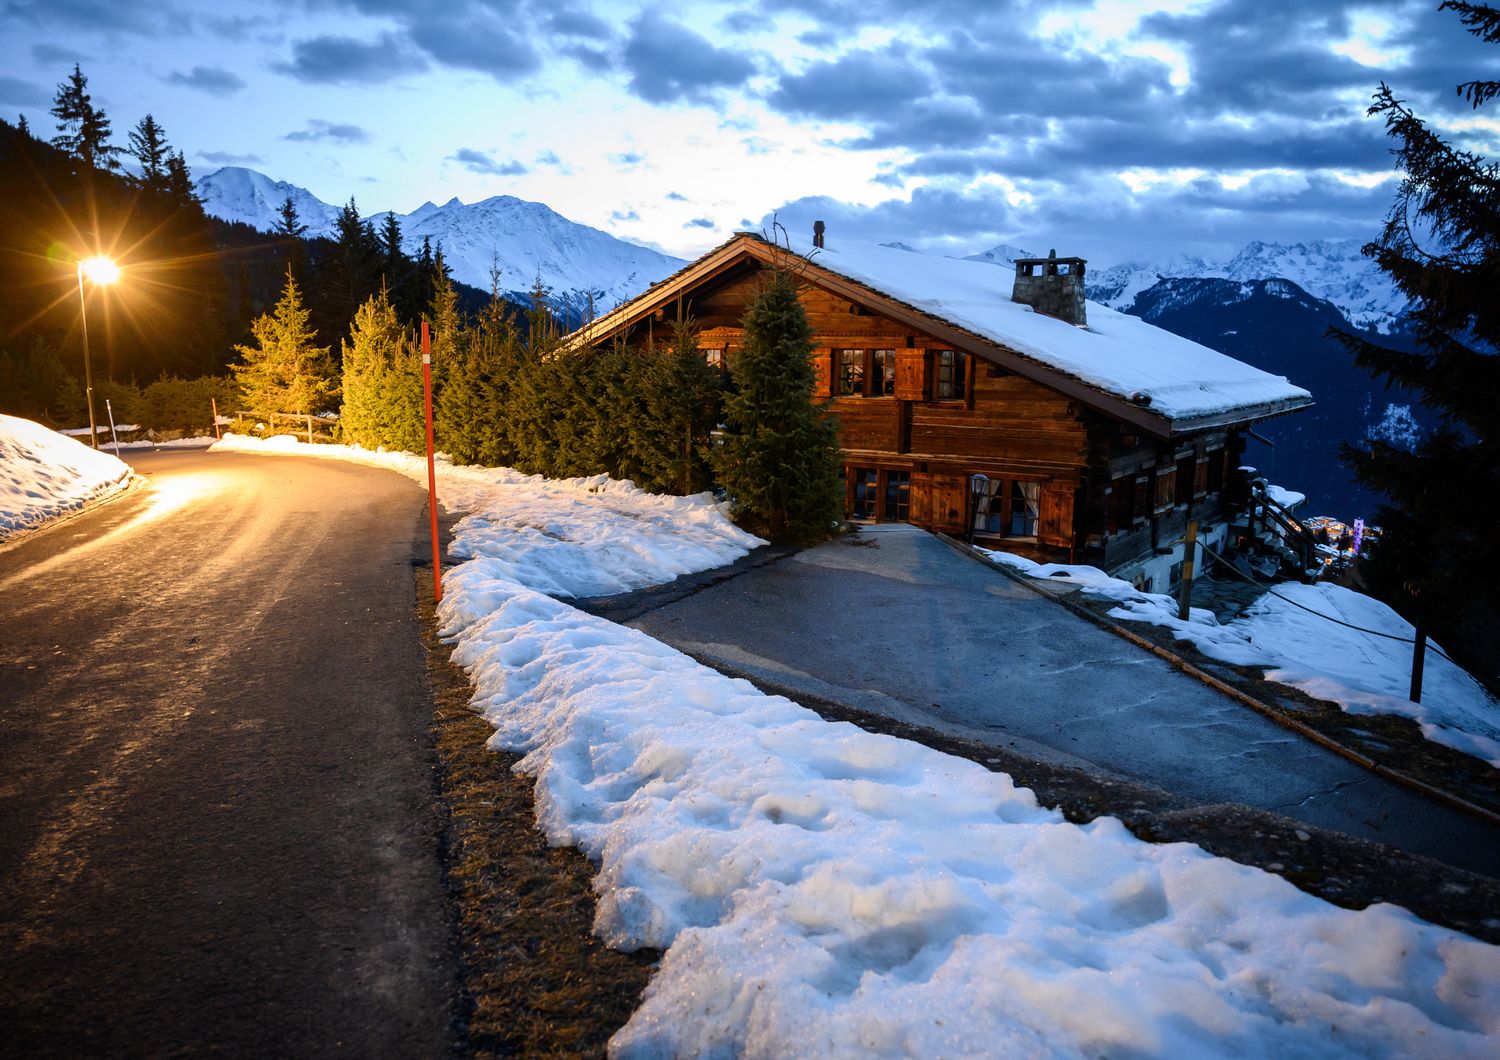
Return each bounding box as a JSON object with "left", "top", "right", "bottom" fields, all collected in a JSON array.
[
  {"left": 930, "top": 473, "right": 968, "bottom": 534},
  {"left": 910, "top": 472, "right": 933, "bottom": 525}
]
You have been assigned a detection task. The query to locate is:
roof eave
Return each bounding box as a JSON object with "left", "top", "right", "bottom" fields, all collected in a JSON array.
[{"left": 1167, "top": 396, "right": 1316, "bottom": 436}]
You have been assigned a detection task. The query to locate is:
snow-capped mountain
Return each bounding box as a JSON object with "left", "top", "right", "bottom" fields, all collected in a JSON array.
[
  {"left": 961, "top": 243, "right": 1040, "bottom": 267},
  {"left": 1087, "top": 240, "right": 1406, "bottom": 333},
  {"left": 193, "top": 166, "right": 685, "bottom": 312},
  {"left": 195, "top": 167, "right": 343, "bottom": 237}
]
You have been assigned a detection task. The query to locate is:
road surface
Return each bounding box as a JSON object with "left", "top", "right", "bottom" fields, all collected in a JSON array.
[{"left": 0, "top": 448, "right": 460, "bottom": 1057}]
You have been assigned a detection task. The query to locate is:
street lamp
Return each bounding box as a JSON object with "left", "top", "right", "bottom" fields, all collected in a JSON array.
[{"left": 76, "top": 255, "right": 120, "bottom": 450}]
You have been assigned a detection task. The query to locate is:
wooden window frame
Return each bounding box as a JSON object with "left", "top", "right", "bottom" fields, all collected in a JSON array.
[
  {"left": 970, "top": 476, "right": 1042, "bottom": 540},
  {"left": 935, "top": 350, "right": 967, "bottom": 401}
]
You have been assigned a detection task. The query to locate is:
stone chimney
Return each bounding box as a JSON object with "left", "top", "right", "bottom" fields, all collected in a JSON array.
[
  {"left": 813, "top": 220, "right": 826, "bottom": 248},
  {"left": 1011, "top": 249, "right": 1087, "bottom": 327}
]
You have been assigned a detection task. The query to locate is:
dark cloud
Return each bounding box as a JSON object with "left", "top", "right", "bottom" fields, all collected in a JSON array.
[
  {"left": 6, "top": 0, "right": 166, "bottom": 34},
  {"left": 768, "top": 45, "right": 931, "bottom": 120},
  {"left": 666, "top": 191, "right": 688, "bottom": 202},
  {"left": 562, "top": 43, "right": 613, "bottom": 73},
  {"left": 409, "top": 12, "right": 540, "bottom": 80},
  {"left": 547, "top": 8, "right": 612, "bottom": 40},
  {"left": 198, "top": 149, "right": 264, "bottom": 165},
  {"left": 719, "top": 10, "right": 761, "bottom": 34},
  {"left": 611, "top": 208, "right": 640, "bottom": 222},
  {"left": 685, "top": 217, "right": 716, "bottom": 229},
  {"left": 283, "top": 120, "right": 371, "bottom": 144},
  {"left": 0, "top": 76, "right": 48, "bottom": 107},
  {"left": 610, "top": 151, "right": 644, "bottom": 166},
  {"left": 449, "top": 148, "right": 528, "bottom": 176},
  {"left": 30, "top": 43, "right": 83, "bottom": 65},
  {"left": 165, "top": 65, "right": 245, "bottom": 96},
  {"left": 536, "top": 150, "right": 561, "bottom": 165},
  {"left": 623, "top": 12, "right": 757, "bottom": 104},
  {"left": 274, "top": 33, "right": 422, "bottom": 85}
]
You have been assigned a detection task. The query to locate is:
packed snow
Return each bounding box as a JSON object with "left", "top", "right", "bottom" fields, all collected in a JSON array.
[
  {"left": 985, "top": 550, "right": 1500, "bottom": 768},
  {"left": 0, "top": 415, "right": 134, "bottom": 541},
  {"left": 210, "top": 434, "right": 761, "bottom": 597},
  {"left": 209, "top": 434, "right": 1500, "bottom": 1054},
  {"left": 765, "top": 234, "right": 1312, "bottom": 422}
]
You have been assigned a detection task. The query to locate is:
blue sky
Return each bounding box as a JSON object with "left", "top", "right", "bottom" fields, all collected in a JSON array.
[{"left": 2, "top": 0, "right": 1495, "bottom": 265}]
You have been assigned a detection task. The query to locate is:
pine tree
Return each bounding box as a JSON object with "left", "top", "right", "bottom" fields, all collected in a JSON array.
[
  {"left": 164, "top": 151, "right": 197, "bottom": 207},
  {"left": 1332, "top": 0, "right": 1500, "bottom": 685},
  {"left": 127, "top": 114, "right": 170, "bottom": 192},
  {"left": 232, "top": 267, "right": 338, "bottom": 417},
  {"left": 340, "top": 286, "right": 425, "bottom": 453},
  {"left": 274, "top": 195, "right": 308, "bottom": 239},
  {"left": 16, "top": 114, "right": 30, "bottom": 137},
  {"left": 716, "top": 268, "right": 842, "bottom": 541},
  {"left": 630, "top": 318, "right": 724, "bottom": 494},
  {"left": 50, "top": 65, "right": 120, "bottom": 170}
]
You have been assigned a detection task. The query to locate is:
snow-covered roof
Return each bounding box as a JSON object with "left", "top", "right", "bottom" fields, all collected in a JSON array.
[
  {"left": 770, "top": 233, "right": 1311, "bottom": 425},
  {"left": 571, "top": 233, "right": 1313, "bottom": 434}
]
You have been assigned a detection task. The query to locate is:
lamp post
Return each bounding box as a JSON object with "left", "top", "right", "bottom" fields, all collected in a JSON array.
[{"left": 76, "top": 256, "right": 120, "bottom": 450}]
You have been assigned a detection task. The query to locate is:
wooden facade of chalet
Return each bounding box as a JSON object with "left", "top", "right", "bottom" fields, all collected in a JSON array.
[{"left": 569, "top": 235, "right": 1311, "bottom": 576}]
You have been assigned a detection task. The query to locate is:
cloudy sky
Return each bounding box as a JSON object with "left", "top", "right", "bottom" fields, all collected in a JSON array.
[{"left": 3, "top": 0, "right": 1495, "bottom": 265}]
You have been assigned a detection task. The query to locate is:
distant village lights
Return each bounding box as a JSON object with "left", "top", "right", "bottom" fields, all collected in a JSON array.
[{"left": 75, "top": 255, "right": 120, "bottom": 451}]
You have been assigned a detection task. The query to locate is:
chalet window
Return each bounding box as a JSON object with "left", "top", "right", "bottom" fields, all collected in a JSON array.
[
  {"left": 853, "top": 467, "right": 880, "bottom": 518},
  {"left": 935, "top": 350, "right": 966, "bottom": 400},
  {"left": 971, "top": 477, "right": 1039, "bottom": 537},
  {"left": 839, "top": 349, "right": 865, "bottom": 396},
  {"left": 1132, "top": 472, "right": 1151, "bottom": 524},
  {"left": 874, "top": 349, "right": 897, "bottom": 396},
  {"left": 884, "top": 471, "right": 911, "bottom": 521},
  {"left": 1175, "top": 458, "right": 1194, "bottom": 507},
  {"left": 701, "top": 347, "right": 725, "bottom": 373},
  {"left": 1206, "top": 448, "right": 1226, "bottom": 493},
  {"left": 1009, "top": 481, "right": 1041, "bottom": 536}
]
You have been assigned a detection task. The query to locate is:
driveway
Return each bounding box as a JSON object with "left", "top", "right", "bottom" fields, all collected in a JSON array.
[{"left": 626, "top": 524, "right": 1500, "bottom": 879}]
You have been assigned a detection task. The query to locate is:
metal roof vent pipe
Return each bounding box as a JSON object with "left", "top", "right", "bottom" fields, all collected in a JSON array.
[
  {"left": 813, "top": 220, "right": 825, "bottom": 249},
  {"left": 1011, "top": 249, "right": 1087, "bottom": 327}
]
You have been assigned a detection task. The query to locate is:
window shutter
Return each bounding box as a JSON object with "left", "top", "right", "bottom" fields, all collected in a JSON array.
[
  {"left": 895, "top": 349, "right": 927, "bottom": 400},
  {"left": 811, "top": 348, "right": 833, "bottom": 399},
  {"left": 931, "top": 473, "right": 968, "bottom": 533},
  {"left": 1194, "top": 455, "right": 1210, "bottom": 498},
  {"left": 910, "top": 471, "right": 933, "bottom": 524},
  {"left": 1039, "top": 483, "right": 1075, "bottom": 547}
]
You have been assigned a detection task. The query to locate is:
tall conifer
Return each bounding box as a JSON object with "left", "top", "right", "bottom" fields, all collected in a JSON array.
[
  {"left": 716, "top": 268, "right": 841, "bottom": 541},
  {"left": 232, "top": 268, "right": 337, "bottom": 417}
]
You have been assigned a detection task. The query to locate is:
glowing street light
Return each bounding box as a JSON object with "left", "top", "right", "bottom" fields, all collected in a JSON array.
[{"left": 76, "top": 255, "right": 120, "bottom": 450}]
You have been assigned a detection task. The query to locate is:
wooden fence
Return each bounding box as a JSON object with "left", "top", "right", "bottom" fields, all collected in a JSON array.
[{"left": 234, "top": 411, "right": 341, "bottom": 444}]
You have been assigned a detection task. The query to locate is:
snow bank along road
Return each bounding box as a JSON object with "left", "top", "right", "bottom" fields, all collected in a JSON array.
[{"left": 0, "top": 449, "right": 461, "bottom": 1056}]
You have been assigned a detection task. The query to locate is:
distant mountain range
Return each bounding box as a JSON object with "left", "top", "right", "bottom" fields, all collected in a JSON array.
[
  {"left": 964, "top": 239, "right": 1406, "bottom": 334},
  {"left": 194, "top": 166, "right": 686, "bottom": 314}
]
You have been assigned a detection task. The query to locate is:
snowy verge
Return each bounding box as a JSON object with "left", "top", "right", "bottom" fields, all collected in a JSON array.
[
  {"left": 209, "top": 433, "right": 763, "bottom": 597},
  {"left": 0, "top": 414, "right": 135, "bottom": 541},
  {"left": 985, "top": 550, "right": 1500, "bottom": 768},
  {"left": 436, "top": 570, "right": 1500, "bottom": 1058}
]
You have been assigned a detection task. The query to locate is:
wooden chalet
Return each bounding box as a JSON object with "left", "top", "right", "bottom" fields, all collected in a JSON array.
[{"left": 567, "top": 229, "right": 1313, "bottom": 591}]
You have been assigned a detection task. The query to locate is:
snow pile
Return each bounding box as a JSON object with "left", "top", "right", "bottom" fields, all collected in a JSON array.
[
  {"left": 437, "top": 572, "right": 1500, "bottom": 1058},
  {"left": 211, "top": 433, "right": 762, "bottom": 597},
  {"left": 987, "top": 550, "right": 1500, "bottom": 768},
  {"left": 0, "top": 414, "right": 133, "bottom": 540}
]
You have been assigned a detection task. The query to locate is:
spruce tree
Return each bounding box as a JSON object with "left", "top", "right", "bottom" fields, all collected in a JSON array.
[
  {"left": 127, "top": 114, "right": 170, "bottom": 192},
  {"left": 232, "top": 267, "right": 338, "bottom": 417},
  {"left": 164, "top": 151, "right": 197, "bottom": 207},
  {"left": 630, "top": 318, "right": 724, "bottom": 494},
  {"left": 340, "top": 286, "right": 425, "bottom": 453},
  {"left": 274, "top": 195, "right": 308, "bottom": 239},
  {"left": 1332, "top": 0, "right": 1500, "bottom": 684},
  {"left": 50, "top": 65, "right": 119, "bottom": 170},
  {"left": 716, "top": 268, "right": 842, "bottom": 541}
]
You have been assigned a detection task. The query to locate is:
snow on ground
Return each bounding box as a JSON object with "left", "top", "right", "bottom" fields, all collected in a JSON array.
[
  {"left": 209, "top": 435, "right": 1500, "bottom": 1054},
  {"left": 0, "top": 414, "right": 134, "bottom": 541},
  {"left": 210, "top": 434, "right": 762, "bottom": 596},
  {"left": 986, "top": 550, "right": 1500, "bottom": 768}
]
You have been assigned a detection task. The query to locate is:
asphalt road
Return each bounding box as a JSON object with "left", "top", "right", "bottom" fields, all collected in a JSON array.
[
  {"left": 0, "top": 448, "right": 460, "bottom": 1057},
  {"left": 627, "top": 524, "right": 1500, "bottom": 879}
]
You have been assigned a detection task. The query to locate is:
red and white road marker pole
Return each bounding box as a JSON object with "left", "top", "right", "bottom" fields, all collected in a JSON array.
[{"left": 421, "top": 321, "right": 442, "bottom": 603}]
